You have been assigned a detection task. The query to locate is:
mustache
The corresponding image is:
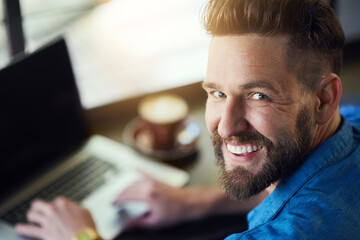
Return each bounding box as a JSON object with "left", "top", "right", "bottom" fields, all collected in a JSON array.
[
  {"left": 211, "top": 129, "right": 273, "bottom": 168},
  {"left": 211, "top": 129, "right": 273, "bottom": 149}
]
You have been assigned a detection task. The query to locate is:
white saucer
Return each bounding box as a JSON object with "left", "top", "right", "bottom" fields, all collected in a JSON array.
[{"left": 122, "top": 117, "right": 200, "bottom": 161}]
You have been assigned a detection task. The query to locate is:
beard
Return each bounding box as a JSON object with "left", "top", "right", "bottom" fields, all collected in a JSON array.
[{"left": 214, "top": 107, "right": 313, "bottom": 200}]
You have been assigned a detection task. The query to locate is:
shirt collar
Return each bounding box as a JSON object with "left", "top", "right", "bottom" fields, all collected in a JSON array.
[{"left": 247, "top": 117, "right": 354, "bottom": 229}]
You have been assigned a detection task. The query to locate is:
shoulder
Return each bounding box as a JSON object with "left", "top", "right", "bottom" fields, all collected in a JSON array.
[
  {"left": 225, "top": 150, "right": 360, "bottom": 240},
  {"left": 340, "top": 104, "right": 360, "bottom": 127},
  {"left": 340, "top": 105, "right": 360, "bottom": 158},
  {"left": 226, "top": 201, "right": 360, "bottom": 239}
]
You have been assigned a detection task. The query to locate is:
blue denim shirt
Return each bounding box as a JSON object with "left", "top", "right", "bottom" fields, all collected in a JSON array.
[{"left": 225, "top": 105, "right": 360, "bottom": 240}]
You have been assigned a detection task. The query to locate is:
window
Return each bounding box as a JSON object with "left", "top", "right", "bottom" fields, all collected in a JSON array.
[{"left": 1, "top": 0, "right": 211, "bottom": 109}]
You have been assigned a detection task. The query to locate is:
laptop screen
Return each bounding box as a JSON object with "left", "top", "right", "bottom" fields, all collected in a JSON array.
[{"left": 0, "top": 38, "right": 89, "bottom": 199}]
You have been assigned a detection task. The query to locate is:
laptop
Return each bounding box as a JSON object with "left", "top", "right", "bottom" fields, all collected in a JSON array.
[{"left": 0, "top": 37, "right": 189, "bottom": 240}]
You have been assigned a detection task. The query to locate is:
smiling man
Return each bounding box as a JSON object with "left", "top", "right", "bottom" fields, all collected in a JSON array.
[
  {"left": 200, "top": 0, "right": 360, "bottom": 238},
  {"left": 15, "top": 0, "right": 360, "bottom": 239}
]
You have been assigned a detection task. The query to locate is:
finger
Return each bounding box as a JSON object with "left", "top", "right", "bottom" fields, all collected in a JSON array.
[
  {"left": 113, "top": 181, "right": 150, "bottom": 204},
  {"left": 114, "top": 189, "right": 141, "bottom": 204},
  {"left": 30, "top": 199, "right": 54, "bottom": 216},
  {"left": 27, "top": 209, "right": 46, "bottom": 226},
  {"left": 54, "top": 195, "right": 71, "bottom": 203},
  {"left": 15, "top": 223, "right": 45, "bottom": 239},
  {"left": 53, "top": 196, "right": 73, "bottom": 209}
]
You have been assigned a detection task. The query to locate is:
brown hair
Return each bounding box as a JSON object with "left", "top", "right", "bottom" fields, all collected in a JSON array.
[{"left": 203, "top": 0, "right": 345, "bottom": 91}]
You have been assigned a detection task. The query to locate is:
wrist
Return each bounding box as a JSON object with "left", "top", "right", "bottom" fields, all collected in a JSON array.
[{"left": 72, "top": 227, "right": 103, "bottom": 240}]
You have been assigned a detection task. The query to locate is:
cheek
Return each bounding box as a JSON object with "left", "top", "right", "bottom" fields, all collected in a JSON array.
[{"left": 247, "top": 109, "right": 289, "bottom": 140}]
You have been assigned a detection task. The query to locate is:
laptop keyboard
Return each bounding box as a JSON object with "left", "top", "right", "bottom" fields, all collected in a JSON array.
[{"left": 0, "top": 156, "right": 119, "bottom": 225}]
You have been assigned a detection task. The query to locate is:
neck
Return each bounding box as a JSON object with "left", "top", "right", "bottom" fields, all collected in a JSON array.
[{"left": 310, "top": 108, "right": 342, "bottom": 150}]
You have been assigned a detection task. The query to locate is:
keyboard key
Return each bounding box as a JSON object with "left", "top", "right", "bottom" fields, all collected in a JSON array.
[{"left": 0, "top": 156, "right": 119, "bottom": 225}]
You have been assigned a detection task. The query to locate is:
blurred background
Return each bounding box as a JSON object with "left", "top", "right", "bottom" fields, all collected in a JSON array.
[
  {"left": 0, "top": 0, "right": 210, "bottom": 109},
  {"left": 0, "top": 0, "right": 359, "bottom": 110}
]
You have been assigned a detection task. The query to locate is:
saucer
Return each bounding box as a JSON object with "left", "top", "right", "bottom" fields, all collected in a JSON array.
[{"left": 122, "top": 117, "right": 200, "bottom": 161}]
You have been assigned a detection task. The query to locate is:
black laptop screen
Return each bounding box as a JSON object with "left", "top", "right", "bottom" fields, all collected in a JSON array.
[{"left": 0, "top": 38, "right": 89, "bottom": 198}]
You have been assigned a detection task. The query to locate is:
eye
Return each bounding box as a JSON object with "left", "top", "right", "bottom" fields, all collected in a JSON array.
[
  {"left": 252, "top": 92, "right": 269, "bottom": 100},
  {"left": 213, "top": 91, "right": 226, "bottom": 99}
]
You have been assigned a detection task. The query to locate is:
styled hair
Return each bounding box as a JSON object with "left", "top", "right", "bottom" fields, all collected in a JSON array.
[{"left": 202, "top": 0, "right": 345, "bottom": 91}]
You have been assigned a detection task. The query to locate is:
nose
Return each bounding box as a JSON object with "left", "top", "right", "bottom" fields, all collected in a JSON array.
[{"left": 218, "top": 98, "right": 248, "bottom": 139}]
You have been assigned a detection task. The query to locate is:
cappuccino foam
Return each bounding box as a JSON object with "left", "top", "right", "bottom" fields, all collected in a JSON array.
[{"left": 139, "top": 94, "right": 188, "bottom": 124}]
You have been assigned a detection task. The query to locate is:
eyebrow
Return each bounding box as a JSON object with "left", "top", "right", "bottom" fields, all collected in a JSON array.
[
  {"left": 202, "top": 80, "right": 280, "bottom": 95},
  {"left": 240, "top": 81, "right": 280, "bottom": 95},
  {"left": 202, "top": 81, "right": 218, "bottom": 90}
]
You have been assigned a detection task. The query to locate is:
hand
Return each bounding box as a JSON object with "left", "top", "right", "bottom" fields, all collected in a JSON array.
[
  {"left": 114, "top": 174, "right": 270, "bottom": 230},
  {"left": 114, "top": 174, "right": 226, "bottom": 230},
  {"left": 15, "top": 197, "right": 97, "bottom": 240}
]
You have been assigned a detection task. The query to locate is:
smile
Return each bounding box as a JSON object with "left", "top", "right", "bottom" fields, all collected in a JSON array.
[{"left": 226, "top": 143, "right": 262, "bottom": 155}]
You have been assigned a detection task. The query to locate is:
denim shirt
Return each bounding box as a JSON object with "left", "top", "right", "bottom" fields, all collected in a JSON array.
[{"left": 225, "top": 105, "right": 360, "bottom": 240}]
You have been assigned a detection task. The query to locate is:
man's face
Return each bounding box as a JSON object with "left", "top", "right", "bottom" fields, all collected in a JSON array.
[{"left": 203, "top": 34, "right": 315, "bottom": 200}]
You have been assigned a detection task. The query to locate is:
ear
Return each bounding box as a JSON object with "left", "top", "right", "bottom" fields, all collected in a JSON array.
[{"left": 315, "top": 73, "right": 342, "bottom": 125}]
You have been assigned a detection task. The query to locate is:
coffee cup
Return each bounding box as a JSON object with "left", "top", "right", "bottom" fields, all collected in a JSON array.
[{"left": 137, "top": 93, "right": 189, "bottom": 150}]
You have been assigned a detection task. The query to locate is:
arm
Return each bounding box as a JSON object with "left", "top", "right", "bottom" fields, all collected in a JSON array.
[{"left": 115, "top": 174, "right": 268, "bottom": 229}]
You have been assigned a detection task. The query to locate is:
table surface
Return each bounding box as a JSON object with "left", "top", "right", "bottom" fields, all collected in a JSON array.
[
  {"left": 86, "top": 81, "right": 248, "bottom": 239},
  {"left": 87, "top": 81, "right": 218, "bottom": 186}
]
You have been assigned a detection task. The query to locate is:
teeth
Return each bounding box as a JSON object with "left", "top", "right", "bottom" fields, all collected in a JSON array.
[
  {"left": 241, "top": 146, "right": 246, "bottom": 154},
  {"left": 247, "top": 146, "right": 252, "bottom": 153},
  {"left": 227, "top": 145, "right": 242, "bottom": 154},
  {"left": 227, "top": 143, "right": 262, "bottom": 155}
]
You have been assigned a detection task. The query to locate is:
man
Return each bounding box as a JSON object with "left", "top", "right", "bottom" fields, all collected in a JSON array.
[{"left": 16, "top": 0, "right": 360, "bottom": 239}]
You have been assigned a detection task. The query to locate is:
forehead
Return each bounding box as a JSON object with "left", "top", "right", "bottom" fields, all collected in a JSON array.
[{"left": 206, "top": 34, "right": 297, "bottom": 91}]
